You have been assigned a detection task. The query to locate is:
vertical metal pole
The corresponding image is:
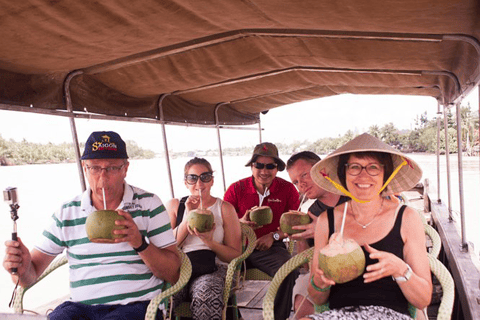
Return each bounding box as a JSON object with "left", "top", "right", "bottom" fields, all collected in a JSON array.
[
  {"left": 443, "top": 104, "right": 453, "bottom": 220},
  {"left": 64, "top": 70, "right": 86, "bottom": 192},
  {"left": 158, "top": 94, "right": 175, "bottom": 199},
  {"left": 455, "top": 103, "right": 468, "bottom": 250},
  {"left": 258, "top": 118, "right": 262, "bottom": 143},
  {"left": 436, "top": 101, "right": 442, "bottom": 203},
  {"left": 215, "top": 103, "right": 227, "bottom": 193}
]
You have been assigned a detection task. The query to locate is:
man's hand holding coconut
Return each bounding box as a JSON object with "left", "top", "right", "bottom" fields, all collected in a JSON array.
[{"left": 113, "top": 209, "right": 146, "bottom": 248}]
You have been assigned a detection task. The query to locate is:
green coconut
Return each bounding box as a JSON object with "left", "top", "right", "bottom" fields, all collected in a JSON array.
[
  {"left": 187, "top": 208, "right": 214, "bottom": 233},
  {"left": 85, "top": 210, "right": 126, "bottom": 243},
  {"left": 249, "top": 206, "right": 273, "bottom": 226},
  {"left": 318, "top": 233, "right": 366, "bottom": 283},
  {"left": 280, "top": 210, "right": 312, "bottom": 234}
]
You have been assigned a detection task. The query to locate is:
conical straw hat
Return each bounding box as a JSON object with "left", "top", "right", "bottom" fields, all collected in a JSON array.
[{"left": 310, "top": 133, "right": 422, "bottom": 196}]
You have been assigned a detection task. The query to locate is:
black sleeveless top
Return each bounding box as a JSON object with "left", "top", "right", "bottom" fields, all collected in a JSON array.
[{"left": 326, "top": 204, "right": 410, "bottom": 316}]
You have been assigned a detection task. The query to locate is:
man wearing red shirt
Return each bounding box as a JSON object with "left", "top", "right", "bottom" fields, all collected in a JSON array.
[{"left": 224, "top": 142, "right": 300, "bottom": 320}]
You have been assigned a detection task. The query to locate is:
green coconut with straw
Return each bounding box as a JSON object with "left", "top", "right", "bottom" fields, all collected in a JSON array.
[
  {"left": 317, "top": 202, "right": 366, "bottom": 283},
  {"left": 85, "top": 188, "right": 126, "bottom": 243},
  {"left": 86, "top": 210, "right": 126, "bottom": 243},
  {"left": 249, "top": 185, "right": 273, "bottom": 226},
  {"left": 187, "top": 188, "right": 214, "bottom": 233}
]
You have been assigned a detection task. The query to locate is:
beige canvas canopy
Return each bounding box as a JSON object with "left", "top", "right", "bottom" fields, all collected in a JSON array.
[{"left": 0, "top": 0, "right": 479, "bottom": 126}]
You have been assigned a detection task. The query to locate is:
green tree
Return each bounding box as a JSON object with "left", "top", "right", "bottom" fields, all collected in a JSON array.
[
  {"left": 368, "top": 125, "right": 381, "bottom": 138},
  {"left": 380, "top": 123, "right": 399, "bottom": 145}
]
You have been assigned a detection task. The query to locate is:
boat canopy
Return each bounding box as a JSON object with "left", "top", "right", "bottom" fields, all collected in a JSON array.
[{"left": 0, "top": 0, "right": 479, "bottom": 126}]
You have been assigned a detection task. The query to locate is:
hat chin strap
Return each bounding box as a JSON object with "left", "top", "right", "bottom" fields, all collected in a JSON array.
[{"left": 323, "top": 158, "right": 408, "bottom": 203}]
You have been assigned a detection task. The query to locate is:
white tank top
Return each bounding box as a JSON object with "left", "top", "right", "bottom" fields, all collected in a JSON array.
[{"left": 181, "top": 197, "right": 225, "bottom": 253}]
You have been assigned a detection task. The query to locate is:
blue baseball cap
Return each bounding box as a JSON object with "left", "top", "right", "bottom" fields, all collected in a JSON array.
[{"left": 81, "top": 131, "right": 128, "bottom": 160}]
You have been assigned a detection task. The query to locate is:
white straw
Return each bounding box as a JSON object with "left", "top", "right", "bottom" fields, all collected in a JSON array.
[
  {"left": 297, "top": 194, "right": 306, "bottom": 211},
  {"left": 259, "top": 186, "right": 268, "bottom": 207},
  {"left": 102, "top": 187, "right": 107, "bottom": 210},
  {"left": 339, "top": 202, "right": 348, "bottom": 238},
  {"left": 199, "top": 188, "right": 203, "bottom": 210}
]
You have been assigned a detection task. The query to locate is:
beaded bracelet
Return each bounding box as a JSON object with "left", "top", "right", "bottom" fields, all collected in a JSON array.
[{"left": 310, "top": 276, "right": 331, "bottom": 292}]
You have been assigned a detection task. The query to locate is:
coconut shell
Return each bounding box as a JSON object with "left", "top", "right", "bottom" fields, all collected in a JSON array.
[
  {"left": 187, "top": 208, "right": 214, "bottom": 233},
  {"left": 280, "top": 210, "right": 312, "bottom": 234},
  {"left": 249, "top": 206, "right": 273, "bottom": 226},
  {"left": 318, "top": 234, "right": 366, "bottom": 283},
  {"left": 85, "top": 210, "right": 126, "bottom": 243}
]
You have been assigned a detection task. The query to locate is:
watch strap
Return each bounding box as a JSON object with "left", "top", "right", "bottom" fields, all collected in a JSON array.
[
  {"left": 134, "top": 235, "right": 149, "bottom": 253},
  {"left": 393, "top": 264, "right": 412, "bottom": 282}
]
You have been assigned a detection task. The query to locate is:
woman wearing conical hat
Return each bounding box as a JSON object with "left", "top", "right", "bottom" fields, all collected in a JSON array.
[{"left": 302, "top": 133, "right": 432, "bottom": 320}]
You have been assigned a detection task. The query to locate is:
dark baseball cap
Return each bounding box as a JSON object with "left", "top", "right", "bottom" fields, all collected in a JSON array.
[{"left": 80, "top": 131, "right": 128, "bottom": 160}]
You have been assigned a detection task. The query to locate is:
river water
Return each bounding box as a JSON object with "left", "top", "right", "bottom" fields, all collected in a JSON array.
[{"left": 0, "top": 154, "right": 478, "bottom": 313}]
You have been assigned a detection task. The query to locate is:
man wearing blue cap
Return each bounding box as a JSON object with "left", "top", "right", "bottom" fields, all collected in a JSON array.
[{"left": 3, "top": 131, "right": 180, "bottom": 320}]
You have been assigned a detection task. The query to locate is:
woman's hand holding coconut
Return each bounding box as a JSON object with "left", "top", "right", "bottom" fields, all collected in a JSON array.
[
  {"left": 185, "top": 194, "right": 216, "bottom": 237},
  {"left": 187, "top": 221, "right": 216, "bottom": 243},
  {"left": 311, "top": 263, "right": 336, "bottom": 290}
]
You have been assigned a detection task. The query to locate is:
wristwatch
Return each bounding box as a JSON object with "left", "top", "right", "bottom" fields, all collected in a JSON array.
[
  {"left": 393, "top": 264, "right": 412, "bottom": 282},
  {"left": 134, "top": 235, "right": 150, "bottom": 253},
  {"left": 272, "top": 232, "right": 280, "bottom": 241}
]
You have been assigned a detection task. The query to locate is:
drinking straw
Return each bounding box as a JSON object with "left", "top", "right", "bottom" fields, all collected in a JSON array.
[
  {"left": 339, "top": 202, "right": 348, "bottom": 238},
  {"left": 199, "top": 188, "right": 203, "bottom": 209},
  {"left": 259, "top": 186, "right": 268, "bottom": 207},
  {"left": 297, "top": 194, "right": 306, "bottom": 211},
  {"left": 102, "top": 188, "right": 107, "bottom": 210}
]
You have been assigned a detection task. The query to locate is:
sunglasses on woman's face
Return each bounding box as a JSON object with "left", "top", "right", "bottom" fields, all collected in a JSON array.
[
  {"left": 185, "top": 172, "right": 213, "bottom": 185},
  {"left": 252, "top": 162, "right": 277, "bottom": 170}
]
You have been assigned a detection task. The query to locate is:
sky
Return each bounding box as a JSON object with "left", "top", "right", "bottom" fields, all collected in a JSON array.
[{"left": 0, "top": 90, "right": 478, "bottom": 153}]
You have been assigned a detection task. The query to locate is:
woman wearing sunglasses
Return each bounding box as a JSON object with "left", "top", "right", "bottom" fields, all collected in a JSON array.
[{"left": 165, "top": 157, "right": 242, "bottom": 320}]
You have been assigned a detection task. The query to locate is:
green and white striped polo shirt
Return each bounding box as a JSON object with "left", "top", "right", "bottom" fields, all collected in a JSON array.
[{"left": 35, "top": 183, "right": 176, "bottom": 306}]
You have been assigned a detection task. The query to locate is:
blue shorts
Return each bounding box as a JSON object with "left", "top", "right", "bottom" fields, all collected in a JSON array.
[{"left": 48, "top": 300, "right": 164, "bottom": 320}]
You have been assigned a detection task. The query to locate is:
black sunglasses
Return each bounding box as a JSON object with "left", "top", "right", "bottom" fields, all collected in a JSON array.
[
  {"left": 252, "top": 162, "right": 278, "bottom": 170},
  {"left": 185, "top": 172, "right": 213, "bottom": 184}
]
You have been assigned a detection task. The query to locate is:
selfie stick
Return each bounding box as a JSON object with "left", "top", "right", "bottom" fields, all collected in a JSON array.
[
  {"left": 10, "top": 203, "right": 19, "bottom": 274},
  {"left": 4, "top": 187, "right": 19, "bottom": 274}
]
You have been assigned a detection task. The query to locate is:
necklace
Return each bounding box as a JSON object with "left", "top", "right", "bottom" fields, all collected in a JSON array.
[{"left": 351, "top": 198, "right": 384, "bottom": 229}]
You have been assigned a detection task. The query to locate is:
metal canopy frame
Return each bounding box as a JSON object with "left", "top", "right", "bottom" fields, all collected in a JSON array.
[{"left": 2, "top": 27, "right": 478, "bottom": 254}]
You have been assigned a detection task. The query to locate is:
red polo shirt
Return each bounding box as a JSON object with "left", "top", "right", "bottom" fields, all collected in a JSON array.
[{"left": 224, "top": 176, "right": 300, "bottom": 239}]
